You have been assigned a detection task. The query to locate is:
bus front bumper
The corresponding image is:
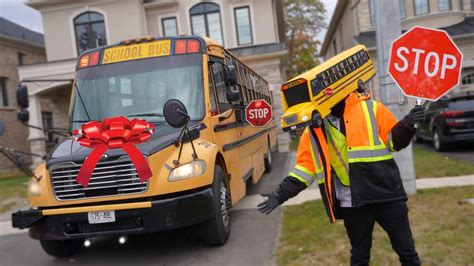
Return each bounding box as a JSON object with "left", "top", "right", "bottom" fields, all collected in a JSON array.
[{"left": 12, "top": 188, "right": 214, "bottom": 240}]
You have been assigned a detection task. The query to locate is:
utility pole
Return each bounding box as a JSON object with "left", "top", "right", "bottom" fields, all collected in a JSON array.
[{"left": 374, "top": 0, "right": 416, "bottom": 194}]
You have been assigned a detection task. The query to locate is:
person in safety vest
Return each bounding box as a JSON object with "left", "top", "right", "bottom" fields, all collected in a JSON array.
[{"left": 258, "top": 91, "right": 425, "bottom": 266}]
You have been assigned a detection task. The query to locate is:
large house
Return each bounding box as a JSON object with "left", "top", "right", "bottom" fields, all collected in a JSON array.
[
  {"left": 19, "top": 0, "right": 289, "bottom": 167},
  {"left": 0, "top": 17, "right": 46, "bottom": 174},
  {"left": 320, "top": 0, "right": 474, "bottom": 100}
]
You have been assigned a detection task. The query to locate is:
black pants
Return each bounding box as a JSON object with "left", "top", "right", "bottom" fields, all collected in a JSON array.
[{"left": 341, "top": 201, "right": 420, "bottom": 266}]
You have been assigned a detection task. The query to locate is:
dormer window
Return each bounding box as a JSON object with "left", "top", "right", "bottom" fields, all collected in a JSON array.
[
  {"left": 74, "top": 12, "right": 107, "bottom": 55},
  {"left": 190, "top": 3, "right": 223, "bottom": 45}
]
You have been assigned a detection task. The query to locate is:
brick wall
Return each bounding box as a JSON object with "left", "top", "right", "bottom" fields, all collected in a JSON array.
[{"left": 0, "top": 39, "right": 46, "bottom": 175}]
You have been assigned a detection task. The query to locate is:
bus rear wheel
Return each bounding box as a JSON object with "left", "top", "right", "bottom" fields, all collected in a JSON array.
[
  {"left": 40, "top": 239, "right": 84, "bottom": 258},
  {"left": 201, "top": 165, "right": 231, "bottom": 246}
]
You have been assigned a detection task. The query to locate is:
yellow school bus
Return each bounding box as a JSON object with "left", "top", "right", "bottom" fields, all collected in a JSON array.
[
  {"left": 281, "top": 45, "right": 376, "bottom": 132},
  {"left": 12, "top": 36, "right": 277, "bottom": 257}
]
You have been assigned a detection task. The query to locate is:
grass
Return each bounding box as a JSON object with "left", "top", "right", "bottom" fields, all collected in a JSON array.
[
  {"left": 413, "top": 147, "right": 474, "bottom": 178},
  {"left": 0, "top": 175, "right": 29, "bottom": 213},
  {"left": 276, "top": 186, "right": 474, "bottom": 266}
]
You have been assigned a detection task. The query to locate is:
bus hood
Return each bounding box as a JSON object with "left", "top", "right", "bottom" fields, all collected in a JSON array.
[{"left": 46, "top": 122, "right": 204, "bottom": 168}]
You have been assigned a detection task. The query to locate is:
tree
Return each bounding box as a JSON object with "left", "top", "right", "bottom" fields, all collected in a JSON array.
[{"left": 285, "top": 0, "right": 326, "bottom": 76}]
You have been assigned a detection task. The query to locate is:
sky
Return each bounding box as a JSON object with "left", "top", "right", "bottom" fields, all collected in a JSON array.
[{"left": 0, "top": 0, "right": 337, "bottom": 43}]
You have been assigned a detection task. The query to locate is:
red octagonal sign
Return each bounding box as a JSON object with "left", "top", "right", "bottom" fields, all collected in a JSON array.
[
  {"left": 389, "top": 26, "right": 463, "bottom": 101},
  {"left": 245, "top": 100, "right": 272, "bottom": 127}
]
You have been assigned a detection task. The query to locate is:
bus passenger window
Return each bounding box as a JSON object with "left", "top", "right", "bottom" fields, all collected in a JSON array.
[{"left": 211, "top": 62, "right": 232, "bottom": 112}]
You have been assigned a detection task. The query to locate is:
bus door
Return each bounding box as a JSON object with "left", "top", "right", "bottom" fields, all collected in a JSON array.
[{"left": 208, "top": 59, "right": 246, "bottom": 203}]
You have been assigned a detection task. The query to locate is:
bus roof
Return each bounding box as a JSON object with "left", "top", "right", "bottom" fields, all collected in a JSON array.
[{"left": 285, "top": 44, "right": 368, "bottom": 84}]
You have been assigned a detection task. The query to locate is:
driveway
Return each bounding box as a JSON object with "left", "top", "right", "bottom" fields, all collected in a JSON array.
[{"left": 0, "top": 153, "right": 294, "bottom": 266}]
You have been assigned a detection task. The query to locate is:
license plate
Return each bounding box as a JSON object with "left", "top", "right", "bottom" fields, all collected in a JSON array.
[{"left": 88, "top": 211, "right": 116, "bottom": 224}]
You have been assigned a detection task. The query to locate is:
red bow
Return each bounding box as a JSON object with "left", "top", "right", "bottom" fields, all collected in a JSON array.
[{"left": 73, "top": 116, "right": 155, "bottom": 187}]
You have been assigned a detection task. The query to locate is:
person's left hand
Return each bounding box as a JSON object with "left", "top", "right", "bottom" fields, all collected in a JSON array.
[
  {"left": 257, "top": 192, "right": 280, "bottom": 215},
  {"left": 407, "top": 105, "right": 426, "bottom": 126}
]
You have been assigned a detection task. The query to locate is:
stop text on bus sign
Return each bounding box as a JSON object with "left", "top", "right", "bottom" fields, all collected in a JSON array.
[
  {"left": 245, "top": 100, "right": 272, "bottom": 127},
  {"left": 388, "top": 26, "right": 463, "bottom": 101}
]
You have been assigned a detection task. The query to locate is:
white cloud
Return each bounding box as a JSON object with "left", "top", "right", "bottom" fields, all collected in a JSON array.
[{"left": 0, "top": 0, "right": 43, "bottom": 33}]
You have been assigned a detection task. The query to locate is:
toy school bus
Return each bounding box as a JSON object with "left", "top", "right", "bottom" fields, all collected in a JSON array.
[
  {"left": 281, "top": 45, "right": 376, "bottom": 132},
  {"left": 12, "top": 36, "right": 277, "bottom": 257}
]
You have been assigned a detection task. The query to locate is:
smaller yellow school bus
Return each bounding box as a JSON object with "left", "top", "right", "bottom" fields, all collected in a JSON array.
[
  {"left": 12, "top": 36, "right": 277, "bottom": 257},
  {"left": 281, "top": 45, "right": 375, "bottom": 132}
]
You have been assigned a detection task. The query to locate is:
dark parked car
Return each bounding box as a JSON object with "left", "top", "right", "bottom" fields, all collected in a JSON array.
[{"left": 415, "top": 90, "right": 474, "bottom": 151}]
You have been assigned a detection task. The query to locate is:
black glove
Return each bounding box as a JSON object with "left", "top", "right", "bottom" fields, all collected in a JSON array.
[
  {"left": 257, "top": 191, "right": 281, "bottom": 215},
  {"left": 406, "top": 105, "right": 426, "bottom": 127}
]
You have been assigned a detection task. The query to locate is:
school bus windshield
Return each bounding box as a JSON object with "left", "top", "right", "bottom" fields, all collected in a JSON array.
[{"left": 71, "top": 54, "right": 205, "bottom": 130}]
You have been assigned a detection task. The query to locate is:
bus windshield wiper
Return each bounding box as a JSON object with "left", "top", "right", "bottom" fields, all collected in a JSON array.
[{"left": 126, "top": 112, "right": 165, "bottom": 118}]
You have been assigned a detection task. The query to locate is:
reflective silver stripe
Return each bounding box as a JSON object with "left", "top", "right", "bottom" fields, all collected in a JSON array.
[
  {"left": 324, "top": 120, "right": 349, "bottom": 175},
  {"left": 386, "top": 132, "right": 394, "bottom": 150},
  {"left": 365, "top": 100, "right": 381, "bottom": 145},
  {"left": 308, "top": 131, "right": 322, "bottom": 170},
  {"left": 291, "top": 168, "right": 316, "bottom": 185},
  {"left": 348, "top": 148, "right": 391, "bottom": 159},
  {"left": 316, "top": 172, "right": 323, "bottom": 182}
]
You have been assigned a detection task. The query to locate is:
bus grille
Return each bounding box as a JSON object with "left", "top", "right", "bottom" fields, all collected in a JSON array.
[{"left": 49, "top": 157, "right": 148, "bottom": 201}]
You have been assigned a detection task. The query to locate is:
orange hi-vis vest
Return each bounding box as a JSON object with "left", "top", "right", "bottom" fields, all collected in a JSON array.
[{"left": 289, "top": 93, "right": 407, "bottom": 223}]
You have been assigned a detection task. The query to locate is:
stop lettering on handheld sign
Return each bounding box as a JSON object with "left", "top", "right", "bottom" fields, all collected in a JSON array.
[
  {"left": 245, "top": 100, "right": 273, "bottom": 127},
  {"left": 388, "top": 26, "right": 463, "bottom": 101}
]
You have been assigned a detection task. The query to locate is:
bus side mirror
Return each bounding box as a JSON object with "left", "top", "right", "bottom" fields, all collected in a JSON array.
[
  {"left": 16, "top": 85, "right": 29, "bottom": 109},
  {"left": 226, "top": 65, "right": 237, "bottom": 86},
  {"left": 17, "top": 110, "right": 30, "bottom": 122},
  {"left": 163, "top": 99, "right": 189, "bottom": 128},
  {"left": 226, "top": 87, "right": 240, "bottom": 103}
]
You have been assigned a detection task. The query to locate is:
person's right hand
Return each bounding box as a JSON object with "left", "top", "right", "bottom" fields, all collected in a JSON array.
[{"left": 257, "top": 191, "right": 281, "bottom": 215}]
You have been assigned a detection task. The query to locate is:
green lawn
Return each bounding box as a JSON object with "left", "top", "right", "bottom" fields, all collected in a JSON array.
[
  {"left": 277, "top": 186, "right": 474, "bottom": 266},
  {"left": 413, "top": 147, "right": 474, "bottom": 178},
  {"left": 0, "top": 175, "right": 29, "bottom": 213}
]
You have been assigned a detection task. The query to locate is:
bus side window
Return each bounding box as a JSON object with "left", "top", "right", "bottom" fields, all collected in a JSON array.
[
  {"left": 208, "top": 66, "right": 218, "bottom": 115},
  {"left": 211, "top": 62, "right": 232, "bottom": 113}
]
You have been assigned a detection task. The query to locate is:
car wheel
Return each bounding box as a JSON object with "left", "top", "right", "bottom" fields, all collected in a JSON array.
[
  {"left": 433, "top": 128, "right": 448, "bottom": 151},
  {"left": 40, "top": 239, "right": 84, "bottom": 258},
  {"left": 264, "top": 148, "right": 272, "bottom": 173},
  {"left": 414, "top": 127, "right": 423, "bottom": 143},
  {"left": 201, "top": 165, "right": 231, "bottom": 246},
  {"left": 311, "top": 112, "right": 322, "bottom": 128}
]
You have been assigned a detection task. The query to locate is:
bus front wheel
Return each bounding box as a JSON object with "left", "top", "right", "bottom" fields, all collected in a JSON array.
[
  {"left": 311, "top": 112, "right": 323, "bottom": 128},
  {"left": 40, "top": 239, "right": 84, "bottom": 258},
  {"left": 201, "top": 165, "right": 231, "bottom": 246}
]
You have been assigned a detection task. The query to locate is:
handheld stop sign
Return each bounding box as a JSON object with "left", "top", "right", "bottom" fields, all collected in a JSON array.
[
  {"left": 245, "top": 100, "right": 273, "bottom": 127},
  {"left": 388, "top": 26, "right": 463, "bottom": 101}
]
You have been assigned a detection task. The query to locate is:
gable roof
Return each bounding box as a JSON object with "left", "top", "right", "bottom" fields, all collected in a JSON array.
[{"left": 0, "top": 17, "right": 44, "bottom": 47}]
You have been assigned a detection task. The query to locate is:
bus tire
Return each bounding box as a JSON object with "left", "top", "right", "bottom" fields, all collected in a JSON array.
[
  {"left": 201, "top": 165, "right": 231, "bottom": 246},
  {"left": 264, "top": 146, "right": 272, "bottom": 173},
  {"left": 40, "top": 239, "right": 84, "bottom": 258},
  {"left": 311, "top": 112, "right": 323, "bottom": 128}
]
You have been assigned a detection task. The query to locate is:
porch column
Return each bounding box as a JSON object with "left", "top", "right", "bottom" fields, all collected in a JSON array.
[{"left": 28, "top": 95, "right": 46, "bottom": 168}]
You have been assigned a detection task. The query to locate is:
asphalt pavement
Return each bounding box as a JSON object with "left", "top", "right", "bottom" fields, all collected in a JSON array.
[
  {"left": 414, "top": 141, "right": 474, "bottom": 164},
  {"left": 0, "top": 153, "right": 294, "bottom": 266}
]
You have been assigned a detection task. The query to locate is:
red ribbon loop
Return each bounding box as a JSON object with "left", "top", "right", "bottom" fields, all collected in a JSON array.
[{"left": 73, "top": 116, "right": 155, "bottom": 187}]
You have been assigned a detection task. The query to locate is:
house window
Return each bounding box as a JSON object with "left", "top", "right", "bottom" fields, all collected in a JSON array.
[
  {"left": 234, "top": 6, "right": 253, "bottom": 45},
  {"left": 0, "top": 78, "right": 8, "bottom": 107},
  {"left": 472, "top": 0, "right": 474, "bottom": 10},
  {"left": 400, "top": 0, "right": 407, "bottom": 19},
  {"left": 462, "top": 73, "right": 474, "bottom": 85},
  {"left": 459, "top": 0, "right": 464, "bottom": 10},
  {"left": 190, "top": 3, "right": 223, "bottom": 45},
  {"left": 438, "top": 0, "right": 452, "bottom": 11},
  {"left": 414, "top": 0, "right": 430, "bottom": 15},
  {"left": 18, "top": 53, "right": 25, "bottom": 65},
  {"left": 74, "top": 11, "right": 107, "bottom": 55},
  {"left": 162, "top": 17, "right": 178, "bottom": 37},
  {"left": 369, "top": 0, "right": 375, "bottom": 25}
]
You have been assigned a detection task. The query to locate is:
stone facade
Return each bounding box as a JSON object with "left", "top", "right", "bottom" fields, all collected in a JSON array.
[{"left": 0, "top": 36, "right": 46, "bottom": 174}]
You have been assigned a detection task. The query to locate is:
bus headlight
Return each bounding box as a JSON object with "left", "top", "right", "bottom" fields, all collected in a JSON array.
[
  {"left": 28, "top": 180, "right": 42, "bottom": 196},
  {"left": 169, "top": 160, "right": 207, "bottom": 181}
]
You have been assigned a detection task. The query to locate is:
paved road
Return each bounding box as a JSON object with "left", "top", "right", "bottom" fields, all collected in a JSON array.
[
  {"left": 0, "top": 153, "right": 293, "bottom": 266},
  {"left": 414, "top": 142, "right": 474, "bottom": 165}
]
